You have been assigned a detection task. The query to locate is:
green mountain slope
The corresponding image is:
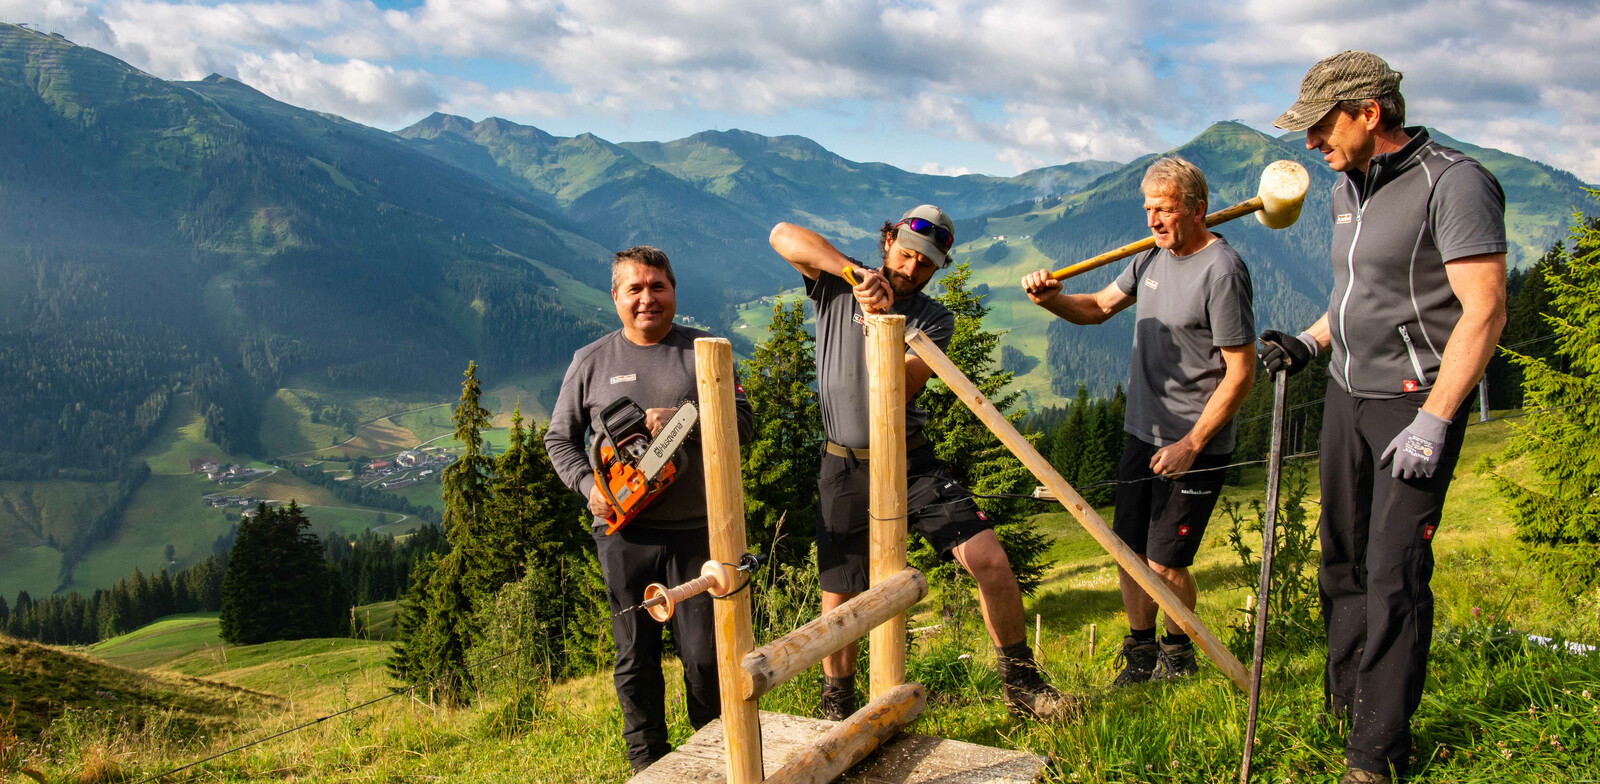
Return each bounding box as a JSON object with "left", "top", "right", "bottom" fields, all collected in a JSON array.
[
  {"left": 622, "top": 129, "right": 1118, "bottom": 256},
  {"left": 399, "top": 114, "right": 786, "bottom": 314}
]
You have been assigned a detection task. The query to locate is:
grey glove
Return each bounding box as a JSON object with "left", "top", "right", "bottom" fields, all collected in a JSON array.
[{"left": 1380, "top": 409, "right": 1451, "bottom": 479}]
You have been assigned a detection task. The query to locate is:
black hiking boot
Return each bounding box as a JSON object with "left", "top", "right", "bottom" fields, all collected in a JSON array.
[
  {"left": 997, "top": 643, "right": 1076, "bottom": 720},
  {"left": 1151, "top": 637, "right": 1198, "bottom": 682},
  {"left": 1112, "top": 635, "right": 1159, "bottom": 686},
  {"left": 1338, "top": 766, "right": 1393, "bottom": 784},
  {"left": 818, "top": 675, "right": 856, "bottom": 721}
]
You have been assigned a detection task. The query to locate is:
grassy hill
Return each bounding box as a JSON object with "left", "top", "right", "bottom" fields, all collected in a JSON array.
[{"left": 9, "top": 413, "right": 1600, "bottom": 782}]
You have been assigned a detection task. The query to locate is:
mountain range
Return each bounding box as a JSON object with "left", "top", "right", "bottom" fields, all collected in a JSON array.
[{"left": 1, "top": 20, "right": 1594, "bottom": 476}]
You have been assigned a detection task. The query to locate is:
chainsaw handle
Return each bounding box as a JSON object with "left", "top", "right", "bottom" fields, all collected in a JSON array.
[{"left": 588, "top": 435, "right": 628, "bottom": 532}]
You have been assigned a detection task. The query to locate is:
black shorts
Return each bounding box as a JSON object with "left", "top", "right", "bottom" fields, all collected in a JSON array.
[
  {"left": 816, "top": 444, "right": 995, "bottom": 593},
  {"left": 1111, "top": 437, "right": 1229, "bottom": 569}
]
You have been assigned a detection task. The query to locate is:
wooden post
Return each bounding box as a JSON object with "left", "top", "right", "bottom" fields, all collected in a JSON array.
[
  {"left": 742, "top": 567, "right": 927, "bottom": 700},
  {"left": 866, "top": 314, "right": 907, "bottom": 701},
  {"left": 905, "top": 329, "right": 1251, "bottom": 693},
  {"left": 761, "top": 683, "right": 927, "bottom": 784},
  {"left": 694, "top": 338, "right": 763, "bottom": 784}
]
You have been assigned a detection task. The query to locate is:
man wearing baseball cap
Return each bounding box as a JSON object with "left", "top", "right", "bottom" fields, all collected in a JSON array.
[
  {"left": 1258, "top": 51, "right": 1507, "bottom": 783},
  {"left": 770, "top": 206, "right": 1071, "bottom": 722}
]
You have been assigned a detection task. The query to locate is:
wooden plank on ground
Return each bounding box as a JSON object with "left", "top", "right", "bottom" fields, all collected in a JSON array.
[{"left": 629, "top": 711, "right": 1045, "bottom": 784}]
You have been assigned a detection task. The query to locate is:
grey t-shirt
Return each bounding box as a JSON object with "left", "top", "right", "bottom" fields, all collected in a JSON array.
[
  {"left": 543, "top": 325, "right": 754, "bottom": 531},
  {"left": 1113, "top": 235, "right": 1256, "bottom": 454},
  {"left": 807, "top": 269, "right": 955, "bottom": 449}
]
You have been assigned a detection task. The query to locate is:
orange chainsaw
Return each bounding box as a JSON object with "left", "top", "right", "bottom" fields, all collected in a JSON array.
[{"left": 589, "top": 397, "right": 698, "bottom": 535}]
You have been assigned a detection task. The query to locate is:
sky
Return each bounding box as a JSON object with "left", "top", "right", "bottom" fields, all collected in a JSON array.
[{"left": 4, "top": 0, "right": 1597, "bottom": 183}]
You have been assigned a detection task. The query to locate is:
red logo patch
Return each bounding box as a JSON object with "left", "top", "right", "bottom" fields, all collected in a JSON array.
[
  {"left": 976, "top": 511, "right": 989, "bottom": 522},
  {"left": 1178, "top": 525, "right": 1191, "bottom": 537},
  {"left": 1423, "top": 524, "right": 1436, "bottom": 541},
  {"left": 1403, "top": 380, "right": 1419, "bottom": 392}
]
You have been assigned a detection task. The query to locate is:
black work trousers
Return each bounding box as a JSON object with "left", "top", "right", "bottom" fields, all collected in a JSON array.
[
  {"left": 593, "top": 522, "right": 720, "bottom": 768},
  {"left": 1317, "top": 381, "right": 1470, "bottom": 776}
]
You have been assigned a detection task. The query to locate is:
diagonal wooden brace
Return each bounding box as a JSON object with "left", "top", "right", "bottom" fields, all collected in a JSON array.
[{"left": 905, "top": 329, "right": 1250, "bottom": 693}]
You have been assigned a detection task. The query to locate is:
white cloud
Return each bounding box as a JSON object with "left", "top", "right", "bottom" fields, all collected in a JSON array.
[
  {"left": 5, "top": 0, "right": 1596, "bottom": 181},
  {"left": 918, "top": 162, "right": 972, "bottom": 176}
]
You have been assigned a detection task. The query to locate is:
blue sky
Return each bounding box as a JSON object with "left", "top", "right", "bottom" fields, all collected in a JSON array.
[{"left": 5, "top": 0, "right": 1597, "bottom": 182}]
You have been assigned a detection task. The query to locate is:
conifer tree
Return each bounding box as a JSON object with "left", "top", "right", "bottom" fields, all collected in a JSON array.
[
  {"left": 219, "top": 502, "right": 345, "bottom": 644},
  {"left": 391, "top": 362, "right": 495, "bottom": 704},
  {"left": 740, "top": 299, "right": 822, "bottom": 563},
  {"left": 1492, "top": 200, "right": 1600, "bottom": 575},
  {"left": 916, "top": 263, "right": 1049, "bottom": 593}
]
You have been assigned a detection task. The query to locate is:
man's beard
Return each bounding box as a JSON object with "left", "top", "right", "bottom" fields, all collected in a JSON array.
[{"left": 881, "top": 267, "right": 928, "bottom": 299}]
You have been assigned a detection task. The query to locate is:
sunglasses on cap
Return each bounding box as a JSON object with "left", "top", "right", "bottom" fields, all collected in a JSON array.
[{"left": 894, "top": 217, "right": 954, "bottom": 253}]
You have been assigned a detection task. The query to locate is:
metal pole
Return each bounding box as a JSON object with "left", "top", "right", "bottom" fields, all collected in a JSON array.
[
  {"left": 1240, "top": 370, "right": 1288, "bottom": 783},
  {"left": 1478, "top": 377, "right": 1490, "bottom": 423}
]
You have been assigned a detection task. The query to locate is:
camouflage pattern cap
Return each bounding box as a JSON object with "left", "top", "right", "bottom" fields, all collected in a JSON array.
[{"left": 1274, "top": 51, "right": 1403, "bottom": 132}]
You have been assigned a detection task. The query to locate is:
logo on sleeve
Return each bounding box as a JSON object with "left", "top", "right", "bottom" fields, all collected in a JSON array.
[
  {"left": 1403, "top": 380, "right": 1419, "bottom": 392},
  {"left": 1178, "top": 524, "right": 1191, "bottom": 537},
  {"left": 1337, "top": 213, "right": 1353, "bottom": 224},
  {"left": 610, "top": 374, "right": 637, "bottom": 384},
  {"left": 1423, "top": 524, "right": 1437, "bottom": 541},
  {"left": 1144, "top": 277, "right": 1159, "bottom": 290}
]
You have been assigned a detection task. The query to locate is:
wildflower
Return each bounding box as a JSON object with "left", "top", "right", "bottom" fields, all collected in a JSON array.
[
  {"left": 1502, "top": 749, "right": 1513, "bottom": 760},
  {"left": 1472, "top": 606, "right": 1481, "bottom": 617},
  {"left": 1498, "top": 741, "right": 1507, "bottom": 748},
  {"left": 1585, "top": 690, "right": 1592, "bottom": 699}
]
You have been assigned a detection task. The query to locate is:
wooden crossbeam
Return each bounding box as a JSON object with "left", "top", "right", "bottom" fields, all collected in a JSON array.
[
  {"left": 742, "top": 567, "right": 928, "bottom": 700},
  {"left": 904, "top": 329, "right": 1250, "bottom": 693}
]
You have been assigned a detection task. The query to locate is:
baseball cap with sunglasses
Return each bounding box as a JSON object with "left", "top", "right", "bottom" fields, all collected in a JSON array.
[{"left": 892, "top": 204, "right": 956, "bottom": 267}]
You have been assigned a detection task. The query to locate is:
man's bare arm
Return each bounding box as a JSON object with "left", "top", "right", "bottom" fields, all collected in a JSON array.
[
  {"left": 1424, "top": 253, "right": 1507, "bottom": 417},
  {"left": 1020, "top": 270, "right": 1135, "bottom": 325},
  {"left": 770, "top": 221, "right": 895, "bottom": 311},
  {"left": 1150, "top": 344, "right": 1256, "bottom": 476}
]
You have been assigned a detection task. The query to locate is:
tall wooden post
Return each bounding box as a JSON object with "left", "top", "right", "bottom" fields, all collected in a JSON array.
[
  {"left": 695, "top": 338, "right": 763, "bottom": 784},
  {"left": 865, "top": 314, "right": 907, "bottom": 701}
]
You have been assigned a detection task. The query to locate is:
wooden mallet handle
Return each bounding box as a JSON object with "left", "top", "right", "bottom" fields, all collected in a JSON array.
[{"left": 1048, "top": 160, "right": 1308, "bottom": 282}]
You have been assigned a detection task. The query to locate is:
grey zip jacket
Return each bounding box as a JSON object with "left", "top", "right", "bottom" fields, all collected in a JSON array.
[{"left": 1327, "top": 127, "right": 1506, "bottom": 399}]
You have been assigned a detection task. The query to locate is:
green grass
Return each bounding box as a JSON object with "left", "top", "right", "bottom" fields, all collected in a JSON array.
[
  {"left": 63, "top": 475, "right": 230, "bottom": 594},
  {"left": 14, "top": 417, "right": 1600, "bottom": 782},
  {"left": 89, "top": 613, "right": 223, "bottom": 670},
  {"left": 137, "top": 392, "right": 262, "bottom": 476},
  {"left": 258, "top": 389, "right": 351, "bottom": 458},
  {"left": 0, "top": 544, "right": 62, "bottom": 601}
]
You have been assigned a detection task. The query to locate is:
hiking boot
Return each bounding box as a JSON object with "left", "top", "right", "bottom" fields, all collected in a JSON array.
[
  {"left": 1112, "top": 635, "right": 1159, "bottom": 686},
  {"left": 1151, "top": 637, "right": 1199, "bottom": 681},
  {"left": 818, "top": 676, "right": 856, "bottom": 721},
  {"left": 1338, "top": 766, "right": 1393, "bottom": 784},
  {"left": 997, "top": 646, "right": 1077, "bottom": 720}
]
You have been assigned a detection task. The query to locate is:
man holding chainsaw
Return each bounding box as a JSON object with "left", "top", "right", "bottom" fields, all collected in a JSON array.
[
  {"left": 1258, "top": 52, "right": 1506, "bottom": 784},
  {"left": 544, "top": 245, "right": 753, "bottom": 774},
  {"left": 1022, "top": 156, "right": 1256, "bottom": 687},
  {"left": 769, "top": 206, "right": 1070, "bottom": 721}
]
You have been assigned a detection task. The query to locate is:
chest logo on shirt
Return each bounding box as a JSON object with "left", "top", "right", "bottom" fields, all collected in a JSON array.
[
  {"left": 852, "top": 313, "right": 866, "bottom": 325},
  {"left": 1336, "top": 213, "right": 1353, "bottom": 224},
  {"left": 610, "top": 374, "right": 637, "bottom": 384},
  {"left": 1143, "top": 277, "right": 1158, "bottom": 290}
]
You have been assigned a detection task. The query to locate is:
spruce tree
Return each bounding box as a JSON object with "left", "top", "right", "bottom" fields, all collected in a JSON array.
[
  {"left": 219, "top": 502, "right": 344, "bottom": 644},
  {"left": 391, "top": 362, "right": 495, "bottom": 705},
  {"left": 916, "top": 263, "right": 1049, "bottom": 593},
  {"left": 1492, "top": 200, "right": 1600, "bottom": 575},
  {"left": 740, "top": 299, "right": 822, "bottom": 564}
]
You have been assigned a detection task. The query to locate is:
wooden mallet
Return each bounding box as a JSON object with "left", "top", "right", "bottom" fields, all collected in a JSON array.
[{"left": 1049, "top": 160, "right": 1311, "bottom": 282}]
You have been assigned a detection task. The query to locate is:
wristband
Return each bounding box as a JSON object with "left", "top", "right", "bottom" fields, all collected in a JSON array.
[{"left": 1296, "top": 331, "right": 1320, "bottom": 358}]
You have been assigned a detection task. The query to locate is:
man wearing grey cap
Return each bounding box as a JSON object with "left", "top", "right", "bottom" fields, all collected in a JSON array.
[
  {"left": 769, "top": 206, "right": 1069, "bottom": 722},
  {"left": 1259, "top": 51, "right": 1507, "bottom": 783}
]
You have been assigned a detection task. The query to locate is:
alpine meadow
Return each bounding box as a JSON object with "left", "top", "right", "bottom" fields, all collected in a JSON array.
[{"left": 2, "top": 18, "right": 1600, "bottom": 784}]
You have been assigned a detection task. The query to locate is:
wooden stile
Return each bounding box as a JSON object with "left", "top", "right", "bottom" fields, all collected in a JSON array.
[
  {"left": 695, "top": 338, "right": 763, "bottom": 784},
  {"left": 742, "top": 567, "right": 928, "bottom": 700},
  {"left": 866, "top": 314, "right": 908, "bottom": 701},
  {"left": 904, "top": 329, "right": 1250, "bottom": 692},
  {"left": 762, "top": 683, "right": 928, "bottom": 784}
]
